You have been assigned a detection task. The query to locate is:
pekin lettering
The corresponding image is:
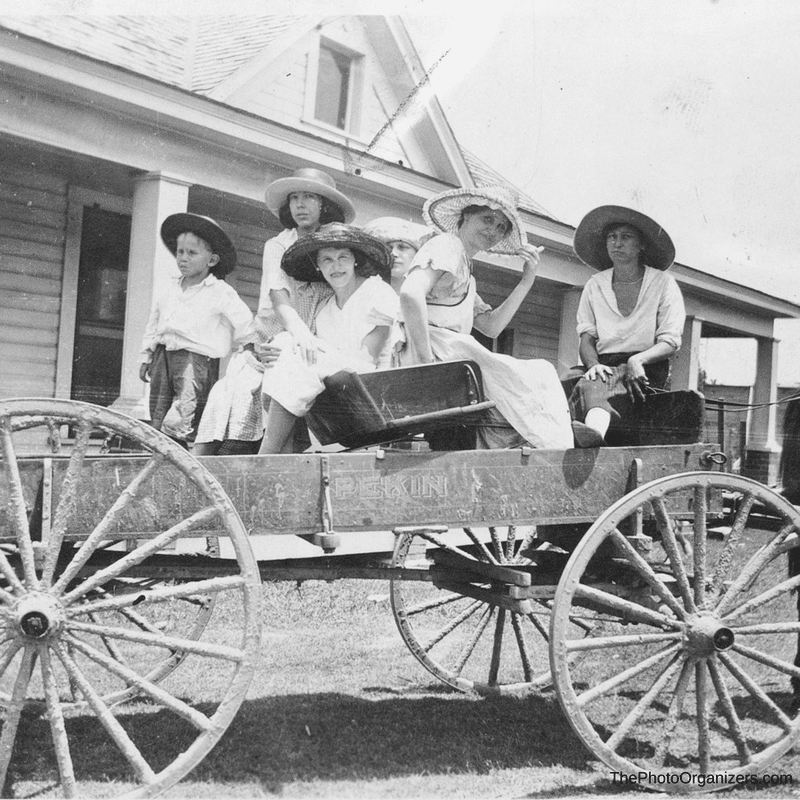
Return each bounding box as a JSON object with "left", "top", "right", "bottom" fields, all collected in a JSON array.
[{"left": 333, "top": 473, "right": 448, "bottom": 500}]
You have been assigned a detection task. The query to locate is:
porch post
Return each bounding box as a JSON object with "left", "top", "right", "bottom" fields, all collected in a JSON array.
[
  {"left": 744, "top": 335, "right": 781, "bottom": 484},
  {"left": 557, "top": 288, "right": 583, "bottom": 378},
  {"left": 670, "top": 315, "right": 702, "bottom": 391},
  {"left": 112, "top": 172, "right": 191, "bottom": 419}
]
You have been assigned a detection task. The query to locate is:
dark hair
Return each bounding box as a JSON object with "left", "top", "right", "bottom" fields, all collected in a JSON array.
[
  {"left": 603, "top": 222, "right": 647, "bottom": 266},
  {"left": 313, "top": 247, "right": 379, "bottom": 279},
  {"left": 278, "top": 194, "right": 346, "bottom": 229},
  {"left": 456, "top": 204, "right": 512, "bottom": 234}
]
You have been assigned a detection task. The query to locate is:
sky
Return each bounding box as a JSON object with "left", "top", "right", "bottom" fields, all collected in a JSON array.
[{"left": 12, "top": 0, "right": 800, "bottom": 383}]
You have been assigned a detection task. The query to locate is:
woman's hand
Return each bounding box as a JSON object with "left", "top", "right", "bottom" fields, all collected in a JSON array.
[
  {"left": 583, "top": 363, "right": 614, "bottom": 382},
  {"left": 254, "top": 341, "right": 283, "bottom": 368},
  {"left": 517, "top": 243, "right": 544, "bottom": 282},
  {"left": 139, "top": 363, "right": 151, "bottom": 383},
  {"left": 623, "top": 355, "right": 648, "bottom": 401},
  {"left": 290, "top": 328, "right": 319, "bottom": 365}
]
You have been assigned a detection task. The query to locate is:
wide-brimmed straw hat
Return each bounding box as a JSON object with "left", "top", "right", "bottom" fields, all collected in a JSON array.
[
  {"left": 265, "top": 167, "right": 356, "bottom": 223},
  {"left": 573, "top": 205, "right": 675, "bottom": 271},
  {"left": 160, "top": 213, "right": 237, "bottom": 276},
  {"left": 281, "top": 223, "right": 391, "bottom": 283},
  {"left": 362, "top": 217, "right": 435, "bottom": 251},
  {"left": 422, "top": 184, "right": 525, "bottom": 255}
]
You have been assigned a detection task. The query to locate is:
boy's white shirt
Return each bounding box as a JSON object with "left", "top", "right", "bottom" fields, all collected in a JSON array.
[{"left": 140, "top": 273, "right": 256, "bottom": 363}]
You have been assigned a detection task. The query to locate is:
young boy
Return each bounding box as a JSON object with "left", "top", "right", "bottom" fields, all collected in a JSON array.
[{"left": 139, "top": 213, "right": 256, "bottom": 445}]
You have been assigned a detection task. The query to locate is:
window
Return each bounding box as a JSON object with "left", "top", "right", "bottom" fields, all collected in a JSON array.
[{"left": 314, "top": 44, "right": 352, "bottom": 129}]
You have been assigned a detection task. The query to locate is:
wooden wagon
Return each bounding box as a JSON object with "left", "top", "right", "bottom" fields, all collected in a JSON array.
[{"left": 1, "top": 360, "right": 799, "bottom": 797}]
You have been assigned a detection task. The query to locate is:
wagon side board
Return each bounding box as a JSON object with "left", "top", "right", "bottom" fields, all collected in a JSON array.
[{"left": 2, "top": 444, "right": 719, "bottom": 541}]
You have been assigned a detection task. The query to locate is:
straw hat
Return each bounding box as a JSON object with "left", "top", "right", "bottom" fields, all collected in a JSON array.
[
  {"left": 281, "top": 223, "right": 391, "bottom": 283},
  {"left": 422, "top": 184, "right": 525, "bottom": 255},
  {"left": 265, "top": 167, "right": 356, "bottom": 223},
  {"left": 573, "top": 205, "right": 675, "bottom": 271},
  {"left": 362, "top": 217, "right": 435, "bottom": 251},
  {"left": 160, "top": 213, "right": 237, "bottom": 276}
]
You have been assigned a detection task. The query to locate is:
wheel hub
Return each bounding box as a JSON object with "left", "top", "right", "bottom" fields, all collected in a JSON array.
[
  {"left": 15, "top": 593, "right": 64, "bottom": 640},
  {"left": 685, "top": 613, "right": 734, "bottom": 657}
]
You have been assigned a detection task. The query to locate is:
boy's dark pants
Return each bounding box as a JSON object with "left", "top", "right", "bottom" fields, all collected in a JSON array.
[{"left": 148, "top": 345, "right": 219, "bottom": 442}]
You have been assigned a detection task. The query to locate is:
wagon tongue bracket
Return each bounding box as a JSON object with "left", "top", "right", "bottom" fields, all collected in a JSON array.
[{"left": 312, "top": 455, "right": 341, "bottom": 553}]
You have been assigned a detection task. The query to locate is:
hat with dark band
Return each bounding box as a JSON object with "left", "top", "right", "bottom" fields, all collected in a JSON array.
[
  {"left": 423, "top": 184, "right": 525, "bottom": 255},
  {"left": 160, "top": 213, "right": 237, "bottom": 276},
  {"left": 281, "top": 223, "right": 391, "bottom": 283},
  {"left": 265, "top": 167, "right": 356, "bottom": 223},
  {"left": 573, "top": 205, "right": 675, "bottom": 271}
]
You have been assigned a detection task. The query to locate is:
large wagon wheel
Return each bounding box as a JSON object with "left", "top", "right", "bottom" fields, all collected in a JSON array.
[
  {"left": 390, "top": 525, "right": 601, "bottom": 695},
  {"left": 550, "top": 471, "right": 800, "bottom": 792},
  {"left": 0, "top": 398, "right": 261, "bottom": 798}
]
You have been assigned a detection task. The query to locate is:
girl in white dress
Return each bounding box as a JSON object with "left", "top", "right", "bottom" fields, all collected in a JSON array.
[{"left": 258, "top": 224, "right": 398, "bottom": 454}]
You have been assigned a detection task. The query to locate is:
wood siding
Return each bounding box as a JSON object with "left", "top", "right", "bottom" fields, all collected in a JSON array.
[{"left": 0, "top": 164, "right": 67, "bottom": 398}]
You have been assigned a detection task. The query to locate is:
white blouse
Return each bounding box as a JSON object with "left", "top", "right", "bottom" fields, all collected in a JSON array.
[{"left": 576, "top": 266, "right": 686, "bottom": 354}]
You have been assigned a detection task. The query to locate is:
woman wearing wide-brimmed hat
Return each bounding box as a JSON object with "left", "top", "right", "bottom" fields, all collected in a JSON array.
[
  {"left": 194, "top": 167, "right": 355, "bottom": 455},
  {"left": 362, "top": 216, "right": 435, "bottom": 293},
  {"left": 567, "top": 205, "right": 686, "bottom": 446},
  {"left": 397, "top": 185, "right": 573, "bottom": 450},
  {"left": 258, "top": 223, "right": 398, "bottom": 454}
]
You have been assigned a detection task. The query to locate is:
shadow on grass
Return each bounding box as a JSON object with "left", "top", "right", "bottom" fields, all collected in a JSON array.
[{"left": 9, "top": 690, "right": 591, "bottom": 789}]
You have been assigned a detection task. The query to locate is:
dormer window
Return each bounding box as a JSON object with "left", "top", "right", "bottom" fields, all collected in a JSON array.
[{"left": 315, "top": 44, "right": 351, "bottom": 129}]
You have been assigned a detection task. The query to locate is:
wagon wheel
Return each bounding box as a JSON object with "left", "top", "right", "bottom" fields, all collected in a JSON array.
[
  {"left": 390, "top": 525, "right": 603, "bottom": 695},
  {"left": 0, "top": 398, "right": 261, "bottom": 798},
  {"left": 550, "top": 471, "right": 800, "bottom": 792}
]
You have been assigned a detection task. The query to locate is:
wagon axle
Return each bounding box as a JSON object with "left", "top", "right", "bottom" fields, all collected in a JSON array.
[
  {"left": 684, "top": 613, "right": 735, "bottom": 656},
  {"left": 15, "top": 593, "right": 63, "bottom": 640}
]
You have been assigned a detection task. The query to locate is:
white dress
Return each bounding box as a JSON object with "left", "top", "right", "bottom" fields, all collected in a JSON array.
[
  {"left": 397, "top": 233, "right": 573, "bottom": 450},
  {"left": 262, "top": 276, "right": 399, "bottom": 417}
]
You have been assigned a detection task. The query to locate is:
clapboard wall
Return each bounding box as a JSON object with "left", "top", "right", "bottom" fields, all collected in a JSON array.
[{"left": 0, "top": 163, "right": 68, "bottom": 398}]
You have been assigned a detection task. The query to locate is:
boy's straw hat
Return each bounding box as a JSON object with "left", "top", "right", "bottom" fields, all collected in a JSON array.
[
  {"left": 281, "top": 223, "right": 391, "bottom": 283},
  {"left": 573, "top": 205, "right": 675, "bottom": 271},
  {"left": 362, "top": 217, "right": 435, "bottom": 251},
  {"left": 422, "top": 184, "right": 525, "bottom": 255},
  {"left": 265, "top": 167, "right": 356, "bottom": 223},
  {"left": 160, "top": 213, "right": 237, "bottom": 275}
]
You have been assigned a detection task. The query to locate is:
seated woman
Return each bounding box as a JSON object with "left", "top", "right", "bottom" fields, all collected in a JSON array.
[
  {"left": 362, "top": 216, "right": 435, "bottom": 294},
  {"left": 397, "top": 185, "right": 573, "bottom": 450},
  {"left": 258, "top": 223, "right": 398, "bottom": 454},
  {"left": 567, "top": 205, "right": 686, "bottom": 447}
]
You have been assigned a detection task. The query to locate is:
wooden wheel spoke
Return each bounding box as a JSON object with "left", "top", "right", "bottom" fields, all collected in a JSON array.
[
  {"left": 419, "top": 599, "right": 483, "bottom": 651},
  {"left": 87, "top": 612, "right": 130, "bottom": 670},
  {"left": 70, "top": 575, "right": 245, "bottom": 616},
  {"left": 722, "top": 572, "right": 800, "bottom": 623},
  {"left": 696, "top": 662, "right": 710, "bottom": 773},
  {"left": 0, "top": 550, "right": 26, "bottom": 598},
  {"left": 708, "top": 492, "right": 756, "bottom": 601},
  {"left": 510, "top": 612, "right": 534, "bottom": 683},
  {"left": 574, "top": 584, "right": 679, "bottom": 629},
  {"left": 734, "top": 621, "right": 800, "bottom": 635},
  {"left": 0, "top": 647, "right": 35, "bottom": 791},
  {"left": 605, "top": 653, "right": 684, "bottom": 751},
  {"left": 40, "top": 647, "right": 78, "bottom": 796},
  {"left": 61, "top": 506, "right": 220, "bottom": 605},
  {"left": 566, "top": 630, "right": 683, "bottom": 653},
  {"left": 652, "top": 498, "right": 695, "bottom": 613},
  {"left": 488, "top": 527, "right": 507, "bottom": 564},
  {"left": 65, "top": 634, "right": 212, "bottom": 730},
  {"left": 488, "top": 608, "right": 506, "bottom": 684},
  {"left": 718, "top": 652, "right": 792, "bottom": 732},
  {"left": 0, "top": 424, "right": 39, "bottom": 589},
  {"left": 452, "top": 605, "right": 493, "bottom": 674},
  {"left": 526, "top": 608, "right": 549, "bottom": 640},
  {"left": 653, "top": 658, "right": 693, "bottom": 767},
  {"left": 463, "top": 528, "right": 498, "bottom": 565},
  {"left": 716, "top": 522, "right": 796, "bottom": 617},
  {"left": 707, "top": 657, "right": 752, "bottom": 764},
  {"left": 693, "top": 486, "right": 708, "bottom": 607},
  {"left": 41, "top": 420, "right": 93, "bottom": 588},
  {"left": 730, "top": 642, "right": 800, "bottom": 682},
  {"left": 577, "top": 643, "right": 682, "bottom": 707},
  {"left": 52, "top": 454, "right": 166, "bottom": 594},
  {"left": 53, "top": 641, "right": 158, "bottom": 784},
  {"left": 608, "top": 529, "right": 687, "bottom": 619},
  {"left": 406, "top": 591, "right": 468, "bottom": 616},
  {"left": 68, "top": 619, "right": 244, "bottom": 662},
  {"left": 505, "top": 525, "right": 517, "bottom": 562}
]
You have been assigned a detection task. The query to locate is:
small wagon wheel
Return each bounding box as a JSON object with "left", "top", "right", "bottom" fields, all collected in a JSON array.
[
  {"left": 0, "top": 398, "right": 261, "bottom": 798},
  {"left": 390, "top": 525, "right": 603, "bottom": 695},
  {"left": 550, "top": 471, "right": 800, "bottom": 791}
]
